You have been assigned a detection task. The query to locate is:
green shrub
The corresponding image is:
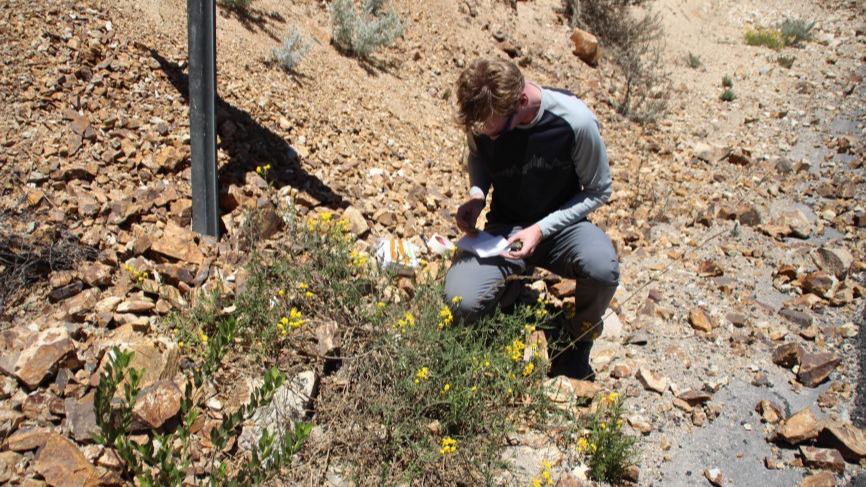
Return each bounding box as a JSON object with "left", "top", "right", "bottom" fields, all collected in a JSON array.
[
  {"left": 217, "top": 0, "right": 252, "bottom": 12},
  {"left": 330, "top": 0, "right": 404, "bottom": 58},
  {"left": 722, "top": 75, "right": 733, "bottom": 88},
  {"left": 778, "top": 17, "right": 815, "bottom": 46},
  {"left": 744, "top": 25, "right": 785, "bottom": 50},
  {"left": 576, "top": 393, "right": 638, "bottom": 483},
  {"left": 720, "top": 89, "right": 737, "bottom": 102},
  {"left": 273, "top": 26, "right": 312, "bottom": 72},
  {"left": 777, "top": 55, "right": 795, "bottom": 68},
  {"left": 686, "top": 51, "right": 703, "bottom": 69}
]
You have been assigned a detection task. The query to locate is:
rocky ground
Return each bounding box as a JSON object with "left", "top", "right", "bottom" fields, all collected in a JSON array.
[{"left": 0, "top": 0, "right": 865, "bottom": 485}]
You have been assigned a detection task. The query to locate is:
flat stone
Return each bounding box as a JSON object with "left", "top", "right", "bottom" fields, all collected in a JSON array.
[
  {"left": 777, "top": 208, "right": 814, "bottom": 238},
  {"left": 238, "top": 371, "right": 317, "bottom": 453},
  {"left": 755, "top": 400, "right": 784, "bottom": 424},
  {"left": 777, "top": 408, "right": 820, "bottom": 445},
  {"left": 772, "top": 342, "right": 802, "bottom": 368},
  {"left": 315, "top": 320, "right": 341, "bottom": 358},
  {"left": 33, "top": 433, "right": 112, "bottom": 487},
  {"left": 131, "top": 379, "right": 182, "bottom": 430},
  {"left": 0, "top": 407, "right": 24, "bottom": 437},
  {"left": 150, "top": 221, "right": 203, "bottom": 264},
  {"left": 798, "top": 471, "right": 836, "bottom": 487},
  {"left": 688, "top": 307, "right": 714, "bottom": 332},
  {"left": 4, "top": 426, "right": 53, "bottom": 451},
  {"left": 62, "top": 288, "right": 100, "bottom": 321},
  {"left": 780, "top": 307, "right": 813, "bottom": 327},
  {"left": 678, "top": 389, "right": 712, "bottom": 406},
  {"left": 0, "top": 450, "right": 23, "bottom": 484},
  {"left": 818, "top": 420, "right": 866, "bottom": 462},
  {"left": 80, "top": 262, "right": 113, "bottom": 287},
  {"left": 570, "top": 27, "right": 599, "bottom": 66},
  {"left": 65, "top": 392, "right": 99, "bottom": 442},
  {"left": 638, "top": 367, "right": 667, "bottom": 394},
  {"left": 0, "top": 327, "right": 75, "bottom": 389},
  {"left": 801, "top": 272, "right": 839, "bottom": 300},
  {"left": 800, "top": 446, "right": 846, "bottom": 473},
  {"left": 798, "top": 351, "right": 841, "bottom": 387},
  {"left": 95, "top": 324, "right": 179, "bottom": 389},
  {"left": 813, "top": 246, "right": 854, "bottom": 279}
]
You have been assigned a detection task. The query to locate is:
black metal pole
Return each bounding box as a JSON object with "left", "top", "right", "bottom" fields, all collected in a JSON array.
[{"left": 188, "top": 0, "right": 219, "bottom": 237}]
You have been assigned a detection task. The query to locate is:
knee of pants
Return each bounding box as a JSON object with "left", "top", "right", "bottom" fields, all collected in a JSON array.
[{"left": 579, "top": 255, "right": 620, "bottom": 289}]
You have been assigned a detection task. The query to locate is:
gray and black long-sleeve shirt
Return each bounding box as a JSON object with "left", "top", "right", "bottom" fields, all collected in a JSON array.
[{"left": 467, "top": 83, "right": 612, "bottom": 237}]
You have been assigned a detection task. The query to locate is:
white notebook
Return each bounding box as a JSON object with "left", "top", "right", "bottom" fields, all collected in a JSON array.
[{"left": 455, "top": 231, "right": 511, "bottom": 258}]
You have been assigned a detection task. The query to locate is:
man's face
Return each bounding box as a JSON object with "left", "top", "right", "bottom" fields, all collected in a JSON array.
[{"left": 478, "top": 110, "right": 516, "bottom": 140}]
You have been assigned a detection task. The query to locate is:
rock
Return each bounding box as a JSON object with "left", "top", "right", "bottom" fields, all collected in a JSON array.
[
  {"left": 678, "top": 389, "right": 712, "bottom": 406},
  {"left": 64, "top": 393, "right": 99, "bottom": 443},
  {"left": 818, "top": 420, "right": 866, "bottom": 462},
  {"left": 543, "top": 376, "right": 599, "bottom": 408},
  {"left": 150, "top": 221, "right": 204, "bottom": 264},
  {"left": 777, "top": 208, "right": 814, "bottom": 238},
  {"left": 569, "top": 28, "right": 599, "bottom": 66},
  {"left": 797, "top": 351, "right": 841, "bottom": 387},
  {"left": 600, "top": 310, "right": 623, "bottom": 340},
  {"left": 238, "top": 370, "right": 317, "bottom": 453},
  {"left": 801, "top": 272, "right": 839, "bottom": 300},
  {"left": 626, "top": 414, "right": 652, "bottom": 434},
  {"left": 637, "top": 367, "right": 667, "bottom": 394},
  {"left": 0, "top": 451, "right": 23, "bottom": 484},
  {"left": 755, "top": 400, "right": 784, "bottom": 424},
  {"left": 500, "top": 444, "right": 563, "bottom": 485},
  {"left": 704, "top": 467, "right": 723, "bottom": 486},
  {"left": 771, "top": 342, "right": 802, "bottom": 368},
  {"left": 342, "top": 206, "right": 369, "bottom": 237},
  {"left": 693, "top": 142, "right": 730, "bottom": 163},
  {"left": 0, "top": 327, "right": 75, "bottom": 389},
  {"left": 62, "top": 288, "right": 100, "bottom": 321},
  {"left": 798, "top": 471, "right": 836, "bottom": 487},
  {"left": 800, "top": 446, "right": 846, "bottom": 473},
  {"left": 812, "top": 247, "right": 854, "bottom": 279},
  {"left": 95, "top": 324, "right": 180, "bottom": 389},
  {"left": 4, "top": 426, "right": 53, "bottom": 451},
  {"left": 780, "top": 307, "right": 813, "bottom": 327},
  {"left": 80, "top": 262, "right": 113, "bottom": 287},
  {"left": 131, "top": 380, "right": 182, "bottom": 430},
  {"left": 776, "top": 408, "right": 820, "bottom": 445},
  {"left": 33, "top": 433, "right": 116, "bottom": 486},
  {"left": 698, "top": 260, "right": 724, "bottom": 277},
  {"left": 688, "top": 307, "right": 714, "bottom": 332},
  {"left": 0, "top": 407, "right": 24, "bottom": 437},
  {"left": 315, "top": 320, "right": 341, "bottom": 358}
]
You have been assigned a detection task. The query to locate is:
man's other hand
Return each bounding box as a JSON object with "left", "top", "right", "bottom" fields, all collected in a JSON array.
[{"left": 456, "top": 197, "right": 485, "bottom": 234}]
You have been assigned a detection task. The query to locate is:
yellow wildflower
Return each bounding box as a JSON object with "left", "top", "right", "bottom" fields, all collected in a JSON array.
[
  {"left": 439, "top": 436, "right": 456, "bottom": 455},
  {"left": 505, "top": 338, "right": 526, "bottom": 362},
  {"left": 522, "top": 362, "right": 535, "bottom": 377},
  {"left": 451, "top": 295, "right": 463, "bottom": 305},
  {"left": 440, "top": 383, "right": 450, "bottom": 395},
  {"left": 576, "top": 438, "right": 588, "bottom": 452},
  {"left": 321, "top": 212, "right": 332, "bottom": 222},
  {"left": 414, "top": 367, "right": 429, "bottom": 384}
]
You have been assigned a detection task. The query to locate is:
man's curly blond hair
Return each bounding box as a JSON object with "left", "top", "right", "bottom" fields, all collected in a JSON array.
[{"left": 455, "top": 58, "right": 524, "bottom": 134}]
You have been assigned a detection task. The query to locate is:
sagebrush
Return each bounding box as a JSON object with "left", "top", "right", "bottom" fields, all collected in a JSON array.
[
  {"left": 273, "top": 26, "right": 312, "bottom": 72},
  {"left": 330, "top": 0, "right": 404, "bottom": 58},
  {"left": 562, "top": 0, "right": 669, "bottom": 122}
]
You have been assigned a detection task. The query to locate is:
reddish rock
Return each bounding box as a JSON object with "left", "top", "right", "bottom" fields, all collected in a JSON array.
[
  {"left": 797, "top": 351, "right": 841, "bottom": 387},
  {"left": 0, "top": 327, "right": 75, "bottom": 389},
  {"left": 800, "top": 445, "right": 846, "bottom": 473},
  {"left": 777, "top": 408, "right": 820, "bottom": 445},
  {"left": 688, "top": 307, "right": 714, "bottom": 332},
  {"left": 33, "top": 433, "right": 119, "bottom": 486},
  {"left": 570, "top": 28, "right": 600, "bottom": 66},
  {"left": 818, "top": 420, "right": 866, "bottom": 462},
  {"left": 131, "top": 380, "right": 182, "bottom": 430},
  {"left": 798, "top": 471, "right": 836, "bottom": 487},
  {"left": 771, "top": 342, "right": 802, "bottom": 368}
]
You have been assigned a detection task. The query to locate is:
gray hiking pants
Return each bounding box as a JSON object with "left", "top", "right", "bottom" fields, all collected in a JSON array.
[{"left": 444, "top": 219, "right": 619, "bottom": 342}]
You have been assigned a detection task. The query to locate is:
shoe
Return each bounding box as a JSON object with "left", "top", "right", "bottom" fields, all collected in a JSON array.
[{"left": 550, "top": 341, "right": 595, "bottom": 381}]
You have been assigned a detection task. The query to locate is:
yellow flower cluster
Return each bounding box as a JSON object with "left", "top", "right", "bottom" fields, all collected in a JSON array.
[
  {"left": 298, "top": 283, "right": 315, "bottom": 299},
  {"left": 522, "top": 362, "right": 535, "bottom": 377},
  {"left": 414, "top": 367, "right": 429, "bottom": 384},
  {"left": 440, "top": 383, "right": 450, "bottom": 395},
  {"left": 437, "top": 305, "right": 453, "bottom": 329},
  {"left": 349, "top": 250, "right": 367, "bottom": 268},
  {"left": 394, "top": 312, "right": 415, "bottom": 334},
  {"left": 531, "top": 459, "right": 554, "bottom": 487},
  {"left": 439, "top": 436, "right": 457, "bottom": 455},
  {"left": 255, "top": 164, "right": 271, "bottom": 176},
  {"left": 576, "top": 437, "right": 597, "bottom": 453},
  {"left": 505, "top": 338, "right": 526, "bottom": 362},
  {"left": 451, "top": 295, "right": 463, "bottom": 305},
  {"left": 122, "top": 264, "right": 149, "bottom": 283},
  {"left": 277, "top": 308, "right": 304, "bottom": 335},
  {"left": 198, "top": 330, "right": 208, "bottom": 344}
]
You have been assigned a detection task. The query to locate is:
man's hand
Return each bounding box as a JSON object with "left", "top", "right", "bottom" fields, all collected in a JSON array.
[
  {"left": 501, "top": 224, "right": 543, "bottom": 260},
  {"left": 456, "top": 197, "right": 485, "bottom": 234}
]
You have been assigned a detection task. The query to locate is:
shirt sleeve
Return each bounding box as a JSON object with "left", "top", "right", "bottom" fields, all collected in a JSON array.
[
  {"left": 535, "top": 114, "right": 612, "bottom": 237},
  {"left": 466, "top": 135, "right": 491, "bottom": 199}
]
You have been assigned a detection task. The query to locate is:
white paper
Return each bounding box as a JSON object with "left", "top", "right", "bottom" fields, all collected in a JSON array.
[{"left": 455, "top": 231, "right": 510, "bottom": 258}]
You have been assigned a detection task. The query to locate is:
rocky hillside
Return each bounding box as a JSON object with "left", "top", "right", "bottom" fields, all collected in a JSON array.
[{"left": 1, "top": 0, "right": 865, "bottom": 485}]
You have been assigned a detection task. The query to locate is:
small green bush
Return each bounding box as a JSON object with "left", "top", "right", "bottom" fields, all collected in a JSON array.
[
  {"left": 777, "top": 55, "right": 795, "bottom": 68},
  {"left": 217, "top": 0, "right": 252, "bottom": 12},
  {"left": 744, "top": 25, "right": 785, "bottom": 50},
  {"left": 330, "top": 0, "right": 404, "bottom": 58},
  {"left": 686, "top": 52, "right": 703, "bottom": 69},
  {"left": 577, "top": 393, "right": 638, "bottom": 483},
  {"left": 720, "top": 89, "right": 737, "bottom": 102},
  {"left": 722, "top": 75, "right": 733, "bottom": 88},
  {"left": 778, "top": 17, "right": 815, "bottom": 47},
  {"left": 273, "top": 26, "right": 312, "bottom": 72}
]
